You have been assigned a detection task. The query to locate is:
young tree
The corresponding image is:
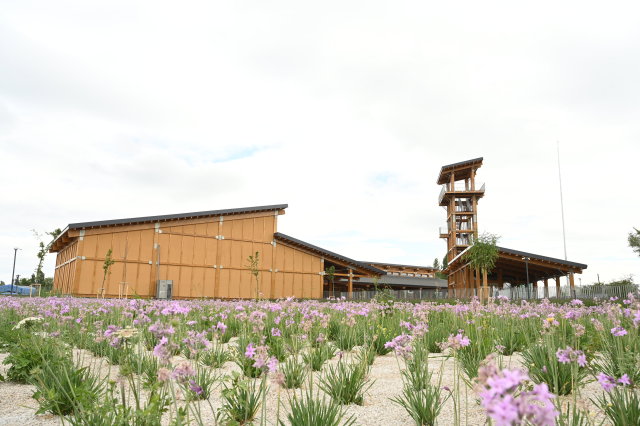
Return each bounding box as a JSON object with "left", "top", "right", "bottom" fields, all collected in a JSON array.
[
  {"left": 31, "top": 228, "right": 62, "bottom": 294},
  {"left": 325, "top": 265, "right": 336, "bottom": 296},
  {"left": 433, "top": 258, "right": 440, "bottom": 270},
  {"left": 100, "top": 249, "right": 116, "bottom": 298},
  {"left": 629, "top": 227, "right": 640, "bottom": 257},
  {"left": 245, "top": 252, "right": 261, "bottom": 299},
  {"left": 463, "top": 232, "right": 500, "bottom": 300}
]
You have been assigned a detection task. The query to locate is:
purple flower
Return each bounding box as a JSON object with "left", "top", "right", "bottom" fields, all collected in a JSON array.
[
  {"left": 245, "top": 343, "right": 256, "bottom": 359},
  {"left": 172, "top": 361, "right": 195, "bottom": 384},
  {"left": 216, "top": 322, "right": 227, "bottom": 333},
  {"left": 187, "top": 320, "right": 197, "bottom": 326},
  {"left": 611, "top": 326, "right": 628, "bottom": 337},
  {"left": 597, "top": 373, "right": 617, "bottom": 392},
  {"left": 618, "top": 374, "right": 631, "bottom": 386},
  {"left": 271, "top": 327, "right": 281, "bottom": 337},
  {"left": 477, "top": 357, "right": 558, "bottom": 426},
  {"left": 577, "top": 353, "right": 587, "bottom": 367},
  {"left": 556, "top": 348, "right": 571, "bottom": 364},
  {"left": 266, "top": 356, "right": 279, "bottom": 373},
  {"left": 189, "top": 380, "right": 203, "bottom": 395}
]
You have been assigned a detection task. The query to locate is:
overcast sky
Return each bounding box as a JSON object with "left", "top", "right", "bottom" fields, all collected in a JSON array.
[{"left": 1, "top": 1, "right": 639, "bottom": 286}]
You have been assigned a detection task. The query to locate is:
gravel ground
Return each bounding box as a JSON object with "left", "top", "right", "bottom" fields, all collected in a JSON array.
[{"left": 0, "top": 344, "right": 607, "bottom": 426}]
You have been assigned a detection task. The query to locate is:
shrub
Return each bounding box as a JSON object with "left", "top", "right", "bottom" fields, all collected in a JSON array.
[
  {"left": 280, "top": 357, "right": 308, "bottom": 389},
  {"left": 218, "top": 371, "right": 264, "bottom": 425},
  {"left": 30, "top": 345, "right": 106, "bottom": 415},
  {"left": 200, "top": 344, "right": 232, "bottom": 369},
  {"left": 390, "top": 384, "right": 449, "bottom": 426},
  {"left": 281, "top": 384, "right": 356, "bottom": 426},
  {"left": 318, "top": 358, "right": 374, "bottom": 405},
  {"left": 302, "top": 345, "right": 336, "bottom": 372},
  {"left": 521, "top": 342, "right": 587, "bottom": 396},
  {"left": 3, "top": 334, "right": 58, "bottom": 383}
]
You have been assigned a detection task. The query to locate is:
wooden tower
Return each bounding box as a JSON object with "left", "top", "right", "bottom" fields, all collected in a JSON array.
[{"left": 437, "top": 158, "right": 485, "bottom": 292}]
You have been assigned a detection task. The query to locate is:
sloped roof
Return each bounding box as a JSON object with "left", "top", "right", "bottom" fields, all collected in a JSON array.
[
  {"left": 340, "top": 275, "right": 448, "bottom": 288},
  {"left": 274, "top": 233, "right": 386, "bottom": 275}
]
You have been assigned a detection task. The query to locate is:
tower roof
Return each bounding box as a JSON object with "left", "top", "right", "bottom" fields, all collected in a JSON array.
[{"left": 437, "top": 157, "right": 483, "bottom": 184}]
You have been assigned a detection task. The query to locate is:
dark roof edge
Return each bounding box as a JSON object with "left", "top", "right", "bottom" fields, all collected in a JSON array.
[
  {"left": 360, "top": 261, "right": 438, "bottom": 270},
  {"left": 437, "top": 157, "right": 483, "bottom": 183},
  {"left": 67, "top": 204, "right": 288, "bottom": 230},
  {"left": 497, "top": 246, "right": 588, "bottom": 269},
  {"left": 274, "top": 233, "right": 386, "bottom": 275}
]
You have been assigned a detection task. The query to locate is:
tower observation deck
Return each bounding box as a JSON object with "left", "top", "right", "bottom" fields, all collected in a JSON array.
[
  {"left": 437, "top": 157, "right": 485, "bottom": 262},
  {"left": 437, "top": 157, "right": 587, "bottom": 300}
]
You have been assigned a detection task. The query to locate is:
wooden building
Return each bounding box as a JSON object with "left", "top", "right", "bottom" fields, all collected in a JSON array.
[
  {"left": 438, "top": 158, "right": 587, "bottom": 299},
  {"left": 51, "top": 204, "right": 402, "bottom": 299}
]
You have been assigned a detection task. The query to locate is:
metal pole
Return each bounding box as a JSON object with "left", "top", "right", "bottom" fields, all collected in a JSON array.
[
  {"left": 10, "top": 248, "right": 20, "bottom": 296},
  {"left": 557, "top": 142, "right": 570, "bottom": 290},
  {"left": 523, "top": 257, "right": 530, "bottom": 299}
]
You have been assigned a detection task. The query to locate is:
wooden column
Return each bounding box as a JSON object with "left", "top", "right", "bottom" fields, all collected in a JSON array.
[
  {"left": 555, "top": 276, "right": 561, "bottom": 298},
  {"left": 481, "top": 268, "right": 488, "bottom": 302},
  {"left": 498, "top": 269, "right": 503, "bottom": 289},
  {"left": 348, "top": 269, "right": 353, "bottom": 299},
  {"left": 544, "top": 278, "right": 549, "bottom": 299},
  {"left": 150, "top": 224, "right": 160, "bottom": 299},
  {"left": 569, "top": 269, "right": 575, "bottom": 298},
  {"left": 533, "top": 279, "right": 538, "bottom": 299},
  {"left": 214, "top": 218, "right": 223, "bottom": 298},
  {"left": 470, "top": 168, "right": 476, "bottom": 190},
  {"left": 270, "top": 212, "right": 278, "bottom": 298}
]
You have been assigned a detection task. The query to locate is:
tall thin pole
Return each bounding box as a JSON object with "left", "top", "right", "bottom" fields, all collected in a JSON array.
[
  {"left": 557, "top": 142, "right": 568, "bottom": 260},
  {"left": 10, "top": 248, "right": 20, "bottom": 296}
]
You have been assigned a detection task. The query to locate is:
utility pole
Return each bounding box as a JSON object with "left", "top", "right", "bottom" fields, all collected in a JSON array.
[
  {"left": 557, "top": 142, "right": 571, "bottom": 291},
  {"left": 10, "top": 248, "right": 21, "bottom": 296}
]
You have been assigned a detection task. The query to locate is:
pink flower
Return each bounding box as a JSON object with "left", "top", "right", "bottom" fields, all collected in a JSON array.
[
  {"left": 618, "top": 374, "right": 631, "bottom": 386},
  {"left": 245, "top": 343, "right": 256, "bottom": 359},
  {"left": 611, "top": 326, "right": 628, "bottom": 337},
  {"left": 597, "top": 373, "right": 617, "bottom": 392},
  {"left": 266, "top": 356, "right": 279, "bottom": 373}
]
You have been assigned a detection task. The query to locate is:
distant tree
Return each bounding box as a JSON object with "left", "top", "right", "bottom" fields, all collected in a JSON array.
[
  {"left": 606, "top": 274, "right": 635, "bottom": 287},
  {"left": 629, "top": 228, "right": 640, "bottom": 257},
  {"left": 0, "top": 281, "right": 5, "bottom": 286},
  {"left": 42, "top": 277, "right": 53, "bottom": 290},
  {"left": 435, "top": 255, "right": 448, "bottom": 279},
  {"left": 433, "top": 258, "right": 440, "bottom": 270}
]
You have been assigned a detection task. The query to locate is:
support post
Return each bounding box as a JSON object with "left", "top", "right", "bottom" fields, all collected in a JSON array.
[
  {"left": 555, "top": 276, "right": 561, "bottom": 298},
  {"left": 498, "top": 269, "right": 503, "bottom": 289},
  {"left": 569, "top": 269, "right": 575, "bottom": 298},
  {"left": 544, "top": 278, "right": 549, "bottom": 299},
  {"left": 348, "top": 269, "right": 353, "bottom": 299}
]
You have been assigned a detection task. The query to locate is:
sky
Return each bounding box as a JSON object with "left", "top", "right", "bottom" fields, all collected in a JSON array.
[{"left": 1, "top": 0, "right": 639, "bottom": 286}]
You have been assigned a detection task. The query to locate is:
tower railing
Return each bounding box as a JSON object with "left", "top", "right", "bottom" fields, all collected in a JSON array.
[{"left": 438, "top": 182, "right": 485, "bottom": 203}]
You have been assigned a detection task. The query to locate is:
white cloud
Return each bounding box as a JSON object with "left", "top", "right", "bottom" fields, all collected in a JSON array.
[{"left": 1, "top": 0, "right": 639, "bottom": 285}]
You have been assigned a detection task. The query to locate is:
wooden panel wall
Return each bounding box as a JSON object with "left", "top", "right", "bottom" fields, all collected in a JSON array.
[
  {"left": 274, "top": 243, "right": 322, "bottom": 299},
  {"left": 60, "top": 210, "right": 322, "bottom": 299},
  {"left": 53, "top": 240, "right": 78, "bottom": 294}
]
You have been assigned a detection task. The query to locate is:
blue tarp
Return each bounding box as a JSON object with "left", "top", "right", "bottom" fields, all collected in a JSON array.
[{"left": 0, "top": 285, "right": 37, "bottom": 295}]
